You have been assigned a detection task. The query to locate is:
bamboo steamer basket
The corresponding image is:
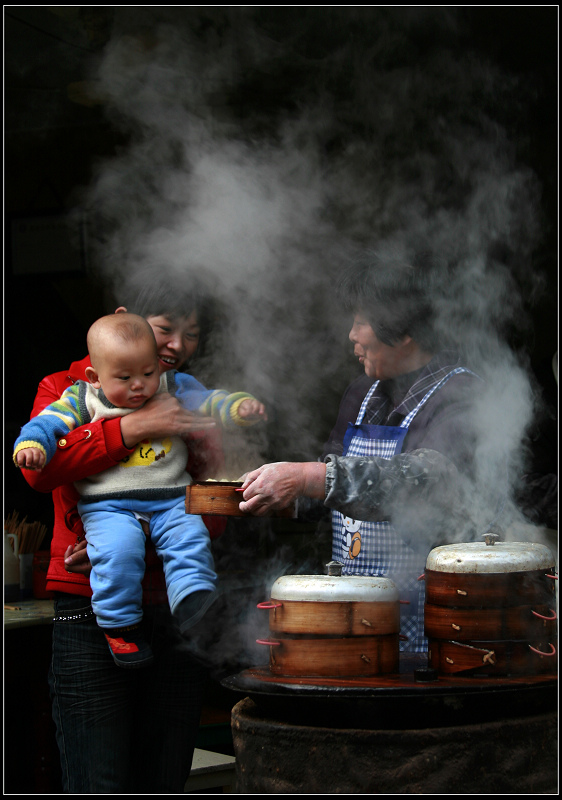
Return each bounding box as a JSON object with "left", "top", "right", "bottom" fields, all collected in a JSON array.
[
  {"left": 424, "top": 537, "right": 557, "bottom": 676},
  {"left": 257, "top": 565, "right": 400, "bottom": 677}
]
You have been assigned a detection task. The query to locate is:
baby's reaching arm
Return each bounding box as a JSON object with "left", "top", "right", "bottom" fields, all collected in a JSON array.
[
  {"left": 13, "top": 383, "right": 84, "bottom": 469},
  {"left": 174, "top": 373, "right": 267, "bottom": 428},
  {"left": 237, "top": 398, "right": 267, "bottom": 422}
]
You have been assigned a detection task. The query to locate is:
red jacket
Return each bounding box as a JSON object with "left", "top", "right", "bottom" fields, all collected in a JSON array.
[{"left": 23, "top": 356, "right": 227, "bottom": 599}]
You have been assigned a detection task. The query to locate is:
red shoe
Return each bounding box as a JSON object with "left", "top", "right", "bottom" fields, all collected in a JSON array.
[{"left": 102, "top": 624, "right": 154, "bottom": 668}]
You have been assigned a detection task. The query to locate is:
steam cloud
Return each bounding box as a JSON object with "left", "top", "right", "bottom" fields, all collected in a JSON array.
[{"left": 68, "top": 8, "right": 554, "bottom": 666}]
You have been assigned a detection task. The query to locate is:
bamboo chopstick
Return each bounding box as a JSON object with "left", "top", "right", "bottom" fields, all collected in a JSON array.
[{"left": 4, "top": 511, "right": 48, "bottom": 553}]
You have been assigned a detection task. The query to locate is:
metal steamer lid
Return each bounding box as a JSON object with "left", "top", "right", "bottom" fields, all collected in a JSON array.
[
  {"left": 270, "top": 564, "right": 399, "bottom": 603},
  {"left": 426, "top": 536, "right": 555, "bottom": 574}
]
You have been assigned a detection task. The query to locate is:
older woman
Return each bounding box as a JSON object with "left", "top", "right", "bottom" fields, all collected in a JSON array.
[{"left": 239, "top": 249, "right": 493, "bottom": 653}]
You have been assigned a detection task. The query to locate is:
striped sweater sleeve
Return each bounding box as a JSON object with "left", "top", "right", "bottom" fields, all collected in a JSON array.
[
  {"left": 173, "top": 372, "right": 259, "bottom": 428},
  {"left": 198, "top": 390, "right": 257, "bottom": 427},
  {"left": 13, "top": 384, "right": 86, "bottom": 465}
]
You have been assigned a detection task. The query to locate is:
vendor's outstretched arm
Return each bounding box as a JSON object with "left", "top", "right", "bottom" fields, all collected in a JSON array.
[
  {"left": 239, "top": 450, "right": 461, "bottom": 528},
  {"left": 239, "top": 462, "right": 326, "bottom": 515}
]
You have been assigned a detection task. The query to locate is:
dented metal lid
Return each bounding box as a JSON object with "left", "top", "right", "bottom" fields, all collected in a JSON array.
[
  {"left": 269, "top": 573, "right": 400, "bottom": 602},
  {"left": 426, "top": 541, "right": 555, "bottom": 574}
]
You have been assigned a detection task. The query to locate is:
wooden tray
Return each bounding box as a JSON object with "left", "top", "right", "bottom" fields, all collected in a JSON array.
[{"left": 185, "top": 481, "right": 296, "bottom": 517}]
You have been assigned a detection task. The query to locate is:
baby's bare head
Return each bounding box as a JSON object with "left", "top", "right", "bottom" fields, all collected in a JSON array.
[{"left": 87, "top": 313, "right": 157, "bottom": 368}]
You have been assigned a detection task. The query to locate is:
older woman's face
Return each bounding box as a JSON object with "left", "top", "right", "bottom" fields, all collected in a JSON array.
[
  {"left": 349, "top": 314, "right": 410, "bottom": 381},
  {"left": 146, "top": 311, "right": 201, "bottom": 373}
]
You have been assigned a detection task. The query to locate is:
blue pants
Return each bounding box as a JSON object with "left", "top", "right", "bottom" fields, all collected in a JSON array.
[
  {"left": 78, "top": 495, "right": 217, "bottom": 628},
  {"left": 49, "top": 594, "right": 207, "bottom": 792}
]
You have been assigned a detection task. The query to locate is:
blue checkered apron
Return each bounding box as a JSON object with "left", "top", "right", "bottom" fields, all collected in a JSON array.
[{"left": 331, "top": 367, "right": 472, "bottom": 652}]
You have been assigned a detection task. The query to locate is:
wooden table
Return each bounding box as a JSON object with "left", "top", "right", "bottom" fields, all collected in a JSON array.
[{"left": 4, "top": 598, "right": 54, "bottom": 629}]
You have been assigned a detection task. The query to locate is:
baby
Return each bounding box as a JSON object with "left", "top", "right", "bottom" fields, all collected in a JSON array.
[{"left": 14, "top": 313, "right": 266, "bottom": 667}]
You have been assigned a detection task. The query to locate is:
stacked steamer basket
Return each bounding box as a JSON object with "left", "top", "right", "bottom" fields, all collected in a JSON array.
[
  {"left": 424, "top": 534, "right": 558, "bottom": 676},
  {"left": 256, "top": 562, "right": 400, "bottom": 678}
]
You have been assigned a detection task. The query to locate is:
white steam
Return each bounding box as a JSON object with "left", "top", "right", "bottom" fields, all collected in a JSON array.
[{"left": 75, "top": 10, "right": 552, "bottom": 554}]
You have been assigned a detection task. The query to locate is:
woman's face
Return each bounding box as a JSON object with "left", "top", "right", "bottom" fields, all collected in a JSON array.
[
  {"left": 146, "top": 311, "right": 201, "bottom": 373},
  {"left": 349, "top": 314, "right": 410, "bottom": 381}
]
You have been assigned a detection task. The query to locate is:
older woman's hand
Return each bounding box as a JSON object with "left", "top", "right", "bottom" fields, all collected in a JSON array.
[
  {"left": 239, "top": 461, "right": 326, "bottom": 516},
  {"left": 120, "top": 393, "right": 216, "bottom": 449}
]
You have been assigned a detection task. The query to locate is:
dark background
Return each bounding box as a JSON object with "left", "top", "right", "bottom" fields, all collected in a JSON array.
[
  {"left": 2, "top": 8, "right": 558, "bottom": 793},
  {"left": 4, "top": 6, "right": 558, "bottom": 537}
]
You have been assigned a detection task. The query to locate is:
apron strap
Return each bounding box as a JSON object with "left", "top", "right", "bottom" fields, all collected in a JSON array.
[
  {"left": 399, "top": 367, "right": 480, "bottom": 428},
  {"left": 356, "top": 367, "right": 479, "bottom": 428},
  {"left": 355, "top": 381, "right": 379, "bottom": 424}
]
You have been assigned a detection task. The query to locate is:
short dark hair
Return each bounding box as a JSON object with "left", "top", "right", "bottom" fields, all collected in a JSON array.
[
  {"left": 123, "top": 277, "right": 207, "bottom": 321},
  {"left": 337, "top": 248, "right": 447, "bottom": 352},
  {"left": 119, "top": 269, "right": 217, "bottom": 358}
]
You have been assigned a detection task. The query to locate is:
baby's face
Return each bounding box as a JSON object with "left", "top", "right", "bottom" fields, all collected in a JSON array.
[{"left": 95, "top": 338, "right": 160, "bottom": 409}]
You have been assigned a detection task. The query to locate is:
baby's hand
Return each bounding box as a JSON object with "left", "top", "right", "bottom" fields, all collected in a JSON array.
[
  {"left": 16, "top": 447, "right": 46, "bottom": 470},
  {"left": 238, "top": 399, "right": 267, "bottom": 421}
]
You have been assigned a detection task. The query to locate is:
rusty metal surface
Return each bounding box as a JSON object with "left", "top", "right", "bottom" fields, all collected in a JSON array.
[
  {"left": 231, "top": 696, "right": 558, "bottom": 794},
  {"left": 222, "top": 664, "right": 557, "bottom": 730}
]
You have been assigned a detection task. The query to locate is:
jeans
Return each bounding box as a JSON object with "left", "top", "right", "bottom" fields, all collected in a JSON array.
[{"left": 49, "top": 594, "right": 208, "bottom": 793}]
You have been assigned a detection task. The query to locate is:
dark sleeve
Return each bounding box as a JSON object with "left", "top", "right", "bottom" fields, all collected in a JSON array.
[{"left": 325, "top": 449, "right": 460, "bottom": 519}]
